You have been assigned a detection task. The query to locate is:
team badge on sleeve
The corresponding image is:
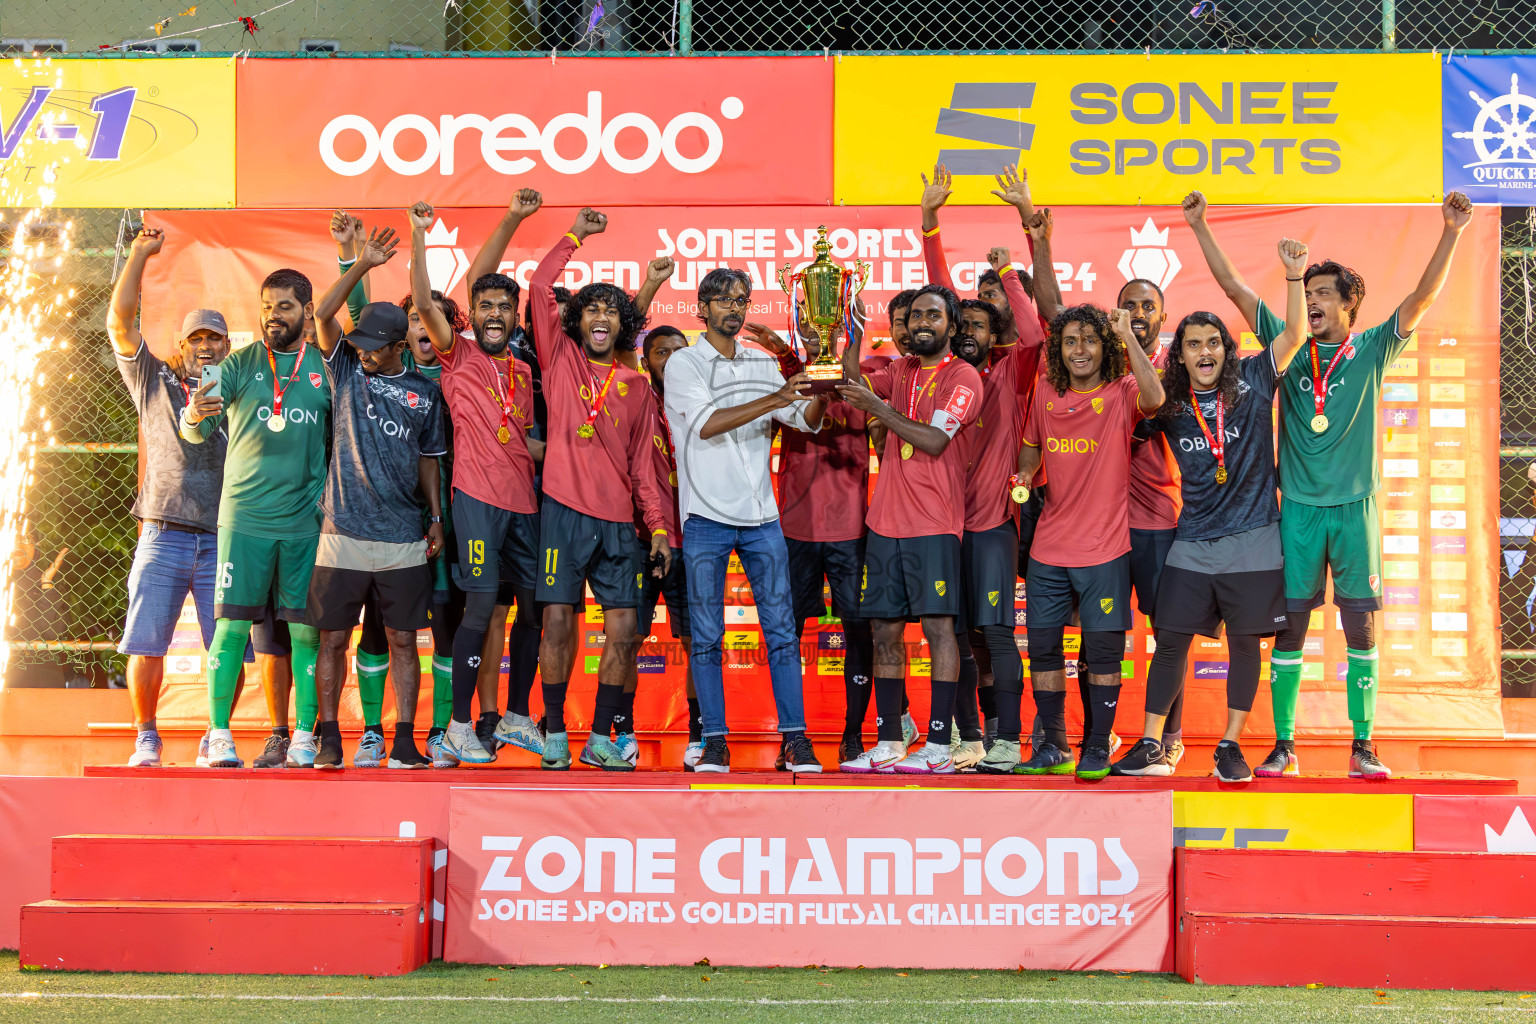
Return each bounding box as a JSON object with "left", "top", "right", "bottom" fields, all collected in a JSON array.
[
  {"left": 1100, "top": 598, "right": 1114, "bottom": 613},
  {"left": 935, "top": 580, "right": 947, "bottom": 596}
]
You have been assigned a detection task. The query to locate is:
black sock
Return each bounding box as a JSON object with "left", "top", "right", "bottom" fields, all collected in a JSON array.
[
  {"left": 901, "top": 688, "right": 910, "bottom": 715},
  {"left": 591, "top": 683, "right": 625, "bottom": 736},
  {"left": 686, "top": 697, "right": 702, "bottom": 742},
  {"left": 450, "top": 624, "right": 488, "bottom": 723},
  {"left": 614, "top": 689, "right": 637, "bottom": 735},
  {"left": 925, "top": 677, "right": 958, "bottom": 746},
  {"left": 508, "top": 617, "right": 540, "bottom": 717},
  {"left": 978, "top": 684, "right": 997, "bottom": 721},
  {"left": 844, "top": 675, "right": 871, "bottom": 737},
  {"left": 542, "top": 682, "right": 568, "bottom": 734},
  {"left": 365, "top": 721, "right": 382, "bottom": 736},
  {"left": 953, "top": 652, "right": 981, "bottom": 742},
  {"left": 1033, "top": 690, "right": 1068, "bottom": 751},
  {"left": 874, "top": 676, "right": 904, "bottom": 742},
  {"left": 1076, "top": 667, "right": 1092, "bottom": 745},
  {"left": 427, "top": 725, "right": 445, "bottom": 739},
  {"left": 318, "top": 720, "right": 343, "bottom": 740},
  {"left": 1087, "top": 683, "right": 1122, "bottom": 750},
  {"left": 271, "top": 725, "right": 290, "bottom": 739},
  {"left": 392, "top": 721, "right": 416, "bottom": 754},
  {"left": 995, "top": 689, "right": 1022, "bottom": 742}
]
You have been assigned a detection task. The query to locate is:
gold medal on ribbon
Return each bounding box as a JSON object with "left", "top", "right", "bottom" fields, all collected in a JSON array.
[
  {"left": 1215, "top": 466, "right": 1228, "bottom": 485},
  {"left": 1011, "top": 484, "right": 1030, "bottom": 504},
  {"left": 496, "top": 425, "right": 511, "bottom": 444},
  {"left": 900, "top": 442, "right": 914, "bottom": 460},
  {"left": 578, "top": 422, "right": 596, "bottom": 439},
  {"left": 1310, "top": 413, "right": 1329, "bottom": 433},
  {"left": 267, "top": 413, "right": 286, "bottom": 433}
]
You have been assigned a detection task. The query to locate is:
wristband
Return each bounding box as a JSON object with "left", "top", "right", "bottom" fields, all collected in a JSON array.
[
  {"left": 426, "top": 514, "right": 443, "bottom": 524},
  {"left": 652, "top": 529, "right": 668, "bottom": 538},
  {"left": 338, "top": 257, "right": 357, "bottom": 269},
  {"left": 1286, "top": 276, "right": 1303, "bottom": 281},
  {"left": 564, "top": 232, "right": 582, "bottom": 246}
]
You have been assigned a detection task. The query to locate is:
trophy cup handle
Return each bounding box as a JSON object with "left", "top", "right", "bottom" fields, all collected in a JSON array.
[
  {"left": 776, "top": 263, "right": 794, "bottom": 295},
  {"left": 851, "top": 259, "right": 873, "bottom": 295}
]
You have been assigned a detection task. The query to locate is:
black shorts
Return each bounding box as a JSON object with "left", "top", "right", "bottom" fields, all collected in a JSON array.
[
  {"left": 308, "top": 563, "right": 432, "bottom": 632},
  {"left": 1154, "top": 564, "right": 1289, "bottom": 639},
  {"left": 1016, "top": 484, "right": 1046, "bottom": 581},
  {"left": 537, "top": 497, "right": 643, "bottom": 609},
  {"left": 962, "top": 520, "right": 1020, "bottom": 630},
  {"left": 639, "top": 543, "right": 691, "bottom": 639},
  {"left": 859, "top": 530, "right": 961, "bottom": 621},
  {"left": 451, "top": 490, "right": 539, "bottom": 595},
  {"left": 787, "top": 536, "right": 866, "bottom": 624},
  {"left": 1025, "top": 554, "right": 1132, "bottom": 631},
  {"left": 1129, "top": 526, "right": 1177, "bottom": 620}
]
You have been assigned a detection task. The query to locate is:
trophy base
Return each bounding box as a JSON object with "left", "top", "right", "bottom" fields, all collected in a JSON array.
[{"left": 802, "top": 362, "right": 846, "bottom": 395}]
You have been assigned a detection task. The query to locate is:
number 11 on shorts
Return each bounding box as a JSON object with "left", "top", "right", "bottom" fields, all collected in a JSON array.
[{"left": 544, "top": 548, "right": 558, "bottom": 586}]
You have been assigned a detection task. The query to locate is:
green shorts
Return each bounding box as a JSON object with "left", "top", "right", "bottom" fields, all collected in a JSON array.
[
  {"left": 1279, "top": 496, "right": 1382, "bottom": 613},
  {"left": 214, "top": 527, "right": 321, "bottom": 624}
]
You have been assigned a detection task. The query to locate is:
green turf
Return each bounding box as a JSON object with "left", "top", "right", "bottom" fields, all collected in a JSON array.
[{"left": 0, "top": 951, "right": 1531, "bottom": 1023}]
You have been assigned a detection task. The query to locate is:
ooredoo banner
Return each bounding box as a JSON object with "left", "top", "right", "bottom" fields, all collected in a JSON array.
[
  {"left": 445, "top": 787, "right": 1173, "bottom": 969},
  {"left": 234, "top": 57, "right": 832, "bottom": 208},
  {"left": 141, "top": 201, "right": 1500, "bottom": 741}
]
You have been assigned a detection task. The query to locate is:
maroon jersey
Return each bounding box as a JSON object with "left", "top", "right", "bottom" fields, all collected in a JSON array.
[
  {"left": 1023, "top": 374, "right": 1147, "bottom": 568},
  {"left": 635, "top": 384, "right": 681, "bottom": 540},
  {"left": 436, "top": 340, "right": 537, "bottom": 514},
  {"left": 864, "top": 355, "right": 984, "bottom": 539},
  {"left": 1128, "top": 342, "right": 1182, "bottom": 531},
  {"left": 776, "top": 357, "right": 884, "bottom": 543},
  {"left": 531, "top": 235, "right": 666, "bottom": 533}
]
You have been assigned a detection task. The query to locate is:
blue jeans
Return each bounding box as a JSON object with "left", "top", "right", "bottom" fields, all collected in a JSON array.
[
  {"left": 683, "top": 514, "right": 806, "bottom": 738},
  {"left": 118, "top": 523, "right": 220, "bottom": 656}
]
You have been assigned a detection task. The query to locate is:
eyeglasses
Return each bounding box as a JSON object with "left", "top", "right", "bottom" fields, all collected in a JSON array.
[{"left": 709, "top": 296, "right": 751, "bottom": 310}]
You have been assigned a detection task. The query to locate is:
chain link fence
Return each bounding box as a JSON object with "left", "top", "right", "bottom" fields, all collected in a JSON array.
[{"left": 0, "top": 0, "right": 1532, "bottom": 55}]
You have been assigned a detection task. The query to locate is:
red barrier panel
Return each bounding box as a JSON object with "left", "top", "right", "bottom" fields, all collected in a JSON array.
[{"left": 1414, "top": 795, "right": 1536, "bottom": 852}]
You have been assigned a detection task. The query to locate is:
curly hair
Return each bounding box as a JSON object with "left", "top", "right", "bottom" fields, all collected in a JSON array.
[
  {"left": 1304, "top": 259, "right": 1366, "bottom": 326},
  {"left": 563, "top": 283, "right": 647, "bottom": 353},
  {"left": 1045, "top": 304, "right": 1123, "bottom": 396},
  {"left": 959, "top": 298, "right": 1004, "bottom": 340},
  {"left": 399, "top": 289, "right": 468, "bottom": 333},
  {"left": 1158, "top": 311, "right": 1244, "bottom": 423}
]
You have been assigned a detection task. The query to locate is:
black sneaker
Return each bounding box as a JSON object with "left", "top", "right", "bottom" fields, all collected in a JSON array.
[
  {"left": 773, "top": 743, "right": 787, "bottom": 771},
  {"left": 252, "top": 734, "right": 290, "bottom": 769},
  {"left": 1349, "top": 739, "right": 1392, "bottom": 780},
  {"left": 782, "top": 735, "right": 823, "bottom": 774},
  {"left": 476, "top": 713, "right": 502, "bottom": 752},
  {"left": 695, "top": 737, "right": 730, "bottom": 774},
  {"left": 315, "top": 732, "right": 344, "bottom": 770},
  {"left": 838, "top": 734, "right": 864, "bottom": 766},
  {"left": 388, "top": 743, "right": 432, "bottom": 770},
  {"left": 1212, "top": 740, "right": 1253, "bottom": 783},
  {"left": 1111, "top": 737, "right": 1168, "bottom": 776},
  {"left": 1076, "top": 743, "right": 1113, "bottom": 780}
]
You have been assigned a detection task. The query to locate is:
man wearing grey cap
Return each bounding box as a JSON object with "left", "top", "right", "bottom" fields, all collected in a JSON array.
[
  {"left": 306, "top": 243, "right": 447, "bottom": 769},
  {"left": 107, "top": 227, "right": 239, "bottom": 767}
]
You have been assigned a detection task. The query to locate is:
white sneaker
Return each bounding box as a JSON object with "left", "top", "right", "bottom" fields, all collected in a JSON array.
[
  {"left": 615, "top": 732, "right": 638, "bottom": 766},
  {"left": 491, "top": 711, "right": 544, "bottom": 755},
  {"left": 445, "top": 720, "right": 496, "bottom": 764},
  {"left": 286, "top": 729, "right": 318, "bottom": 768},
  {"left": 205, "top": 729, "right": 241, "bottom": 768},
  {"left": 893, "top": 741, "right": 956, "bottom": 774},
  {"left": 950, "top": 739, "right": 986, "bottom": 770},
  {"left": 901, "top": 713, "right": 918, "bottom": 748},
  {"left": 128, "top": 731, "right": 162, "bottom": 767},
  {"left": 840, "top": 739, "right": 905, "bottom": 774},
  {"left": 352, "top": 728, "right": 386, "bottom": 768},
  {"left": 426, "top": 731, "right": 458, "bottom": 768},
  {"left": 195, "top": 730, "right": 211, "bottom": 767},
  {"left": 682, "top": 740, "right": 704, "bottom": 771}
]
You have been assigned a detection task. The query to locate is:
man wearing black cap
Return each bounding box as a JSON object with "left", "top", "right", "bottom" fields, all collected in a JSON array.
[{"left": 307, "top": 250, "right": 448, "bottom": 768}]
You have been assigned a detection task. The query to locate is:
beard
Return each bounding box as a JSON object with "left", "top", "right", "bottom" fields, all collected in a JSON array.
[
  {"left": 265, "top": 319, "right": 303, "bottom": 351},
  {"left": 907, "top": 328, "right": 947, "bottom": 358},
  {"left": 474, "top": 318, "right": 510, "bottom": 355},
  {"left": 954, "top": 334, "right": 987, "bottom": 368},
  {"left": 710, "top": 312, "right": 743, "bottom": 339}
]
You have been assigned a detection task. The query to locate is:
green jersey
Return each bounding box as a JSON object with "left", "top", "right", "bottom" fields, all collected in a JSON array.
[
  {"left": 194, "top": 340, "right": 333, "bottom": 538},
  {"left": 1255, "top": 300, "right": 1413, "bottom": 507}
]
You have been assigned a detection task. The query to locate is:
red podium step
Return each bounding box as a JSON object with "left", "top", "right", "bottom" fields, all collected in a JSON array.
[
  {"left": 1177, "top": 848, "right": 1536, "bottom": 990},
  {"left": 21, "top": 835, "right": 433, "bottom": 976}
]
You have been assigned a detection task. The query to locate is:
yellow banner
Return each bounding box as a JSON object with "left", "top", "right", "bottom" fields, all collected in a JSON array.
[
  {"left": 835, "top": 54, "right": 1440, "bottom": 206},
  {"left": 1173, "top": 792, "right": 1414, "bottom": 852},
  {"left": 0, "top": 58, "right": 234, "bottom": 208}
]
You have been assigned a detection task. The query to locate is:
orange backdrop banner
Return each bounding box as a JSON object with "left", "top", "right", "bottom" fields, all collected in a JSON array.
[
  {"left": 445, "top": 787, "right": 1174, "bottom": 969},
  {"left": 141, "top": 203, "right": 1501, "bottom": 741},
  {"left": 234, "top": 57, "right": 832, "bottom": 209}
]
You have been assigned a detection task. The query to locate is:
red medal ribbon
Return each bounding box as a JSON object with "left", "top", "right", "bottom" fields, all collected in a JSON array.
[
  {"left": 1308, "top": 337, "right": 1350, "bottom": 419},
  {"left": 583, "top": 358, "right": 620, "bottom": 433},
  {"left": 487, "top": 352, "right": 516, "bottom": 436},
  {"left": 653, "top": 388, "right": 677, "bottom": 475},
  {"left": 905, "top": 354, "right": 952, "bottom": 419},
  {"left": 1191, "top": 390, "right": 1226, "bottom": 479},
  {"left": 265, "top": 338, "right": 308, "bottom": 419}
]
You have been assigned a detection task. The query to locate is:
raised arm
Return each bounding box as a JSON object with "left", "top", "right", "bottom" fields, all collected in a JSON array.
[
  {"left": 1273, "top": 237, "right": 1310, "bottom": 373},
  {"left": 1182, "top": 191, "right": 1261, "bottom": 332},
  {"left": 1396, "top": 192, "right": 1473, "bottom": 336},
  {"left": 1112, "top": 307, "right": 1165, "bottom": 413},
  {"left": 409, "top": 202, "right": 457, "bottom": 354},
  {"left": 530, "top": 208, "right": 606, "bottom": 367},
  {"left": 1026, "top": 209, "right": 1064, "bottom": 323},
  {"left": 315, "top": 225, "right": 398, "bottom": 356},
  {"left": 988, "top": 246, "right": 1046, "bottom": 368},
  {"left": 331, "top": 211, "right": 369, "bottom": 325},
  {"left": 633, "top": 257, "right": 674, "bottom": 315},
  {"left": 107, "top": 227, "right": 162, "bottom": 357},
  {"left": 466, "top": 188, "right": 543, "bottom": 296},
  {"left": 919, "top": 163, "right": 957, "bottom": 293},
  {"left": 990, "top": 162, "right": 1036, "bottom": 227}
]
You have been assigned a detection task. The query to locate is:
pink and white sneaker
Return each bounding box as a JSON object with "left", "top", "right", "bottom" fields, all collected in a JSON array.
[
  {"left": 840, "top": 740, "right": 905, "bottom": 774},
  {"left": 892, "top": 742, "right": 956, "bottom": 774}
]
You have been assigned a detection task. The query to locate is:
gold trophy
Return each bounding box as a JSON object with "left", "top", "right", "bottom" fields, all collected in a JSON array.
[{"left": 776, "top": 226, "right": 871, "bottom": 394}]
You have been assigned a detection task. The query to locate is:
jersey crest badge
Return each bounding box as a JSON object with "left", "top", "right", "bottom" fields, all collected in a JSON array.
[
  {"left": 617, "top": 380, "right": 629, "bottom": 396},
  {"left": 309, "top": 372, "right": 322, "bottom": 388},
  {"left": 987, "top": 590, "right": 999, "bottom": 606},
  {"left": 934, "top": 580, "right": 947, "bottom": 596},
  {"left": 1100, "top": 597, "right": 1114, "bottom": 613},
  {"left": 406, "top": 391, "right": 419, "bottom": 408},
  {"left": 1092, "top": 396, "right": 1104, "bottom": 414}
]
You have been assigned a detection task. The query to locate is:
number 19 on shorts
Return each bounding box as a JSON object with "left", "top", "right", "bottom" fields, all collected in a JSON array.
[{"left": 468, "top": 539, "right": 485, "bottom": 577}]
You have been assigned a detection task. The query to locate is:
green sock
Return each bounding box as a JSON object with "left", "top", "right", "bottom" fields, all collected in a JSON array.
[
  {"left": 206, "top": 619, "right": 254, "bottom": 730},
  {"left": 355, "top": 649, "right": 389, "bottom": 730},
  {"left": 289, "top": 623, "right": 322, "bottom": 733},
  {"left": 431, "top": 655, "right": 453, "bottom": 730},
  {"left": 1346, "top": 646, "right": 1379, "bottom": 740},
  {"left": 1269, "top": 649, "right": 1304, "bottom": 742}
]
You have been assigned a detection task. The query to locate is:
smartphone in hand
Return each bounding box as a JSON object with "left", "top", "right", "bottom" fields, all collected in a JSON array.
[{"left": 198, "top": 364, "right": 221, "bottom": 400}]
